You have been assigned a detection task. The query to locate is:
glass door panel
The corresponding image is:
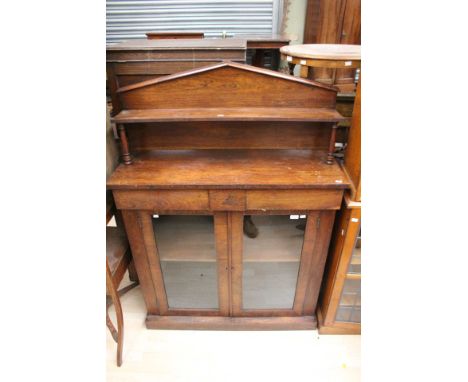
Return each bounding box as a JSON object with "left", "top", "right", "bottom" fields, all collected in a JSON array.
[
  {"left": 152, "top": 215, "right": 218, "bottom": 309},
  {"left": 347, "top": 228, "right": 361, "bottom": 274},
  {"left": 242, "top": 215, "right": 306, "bottom": 310},
  {"left": 337, "top": 225, "right": 361, "bottom": 323},
  {"left": 336, "top": 278, "right": 361, "bottom": 323}
]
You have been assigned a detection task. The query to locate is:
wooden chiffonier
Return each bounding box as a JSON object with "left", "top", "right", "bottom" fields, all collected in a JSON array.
[{"left": 106, "top": 62, "right": 351, "bottom": 330}]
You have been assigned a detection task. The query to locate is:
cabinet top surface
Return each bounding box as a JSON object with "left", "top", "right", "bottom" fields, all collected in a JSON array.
[
  {"left": 280, "top": 44, "right": 361, "bottom": 60},
  {"left": 107, "top": 149, "right": 351, "bottom": 190},
  {"left": 107, "top": 38, "right": 247, "bottom": 51}
]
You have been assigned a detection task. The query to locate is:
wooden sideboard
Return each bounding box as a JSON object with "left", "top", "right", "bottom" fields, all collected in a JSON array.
[{"left": 107, "top": 62, "right": 351, "bottom": 330}]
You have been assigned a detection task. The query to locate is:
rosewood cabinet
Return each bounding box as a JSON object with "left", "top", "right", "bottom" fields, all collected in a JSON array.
[{"left": 107, "top": 62, "right": 351, "bottom": 330}]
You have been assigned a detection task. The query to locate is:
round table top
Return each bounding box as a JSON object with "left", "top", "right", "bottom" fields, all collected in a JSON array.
[{"left": 280, "top": 44, "right": 361, "bottom": 60}]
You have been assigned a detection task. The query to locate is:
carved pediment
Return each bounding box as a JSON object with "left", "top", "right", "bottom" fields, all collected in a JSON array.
[{"left": 117, "top": 62, "right": 338, "bottom": 110}]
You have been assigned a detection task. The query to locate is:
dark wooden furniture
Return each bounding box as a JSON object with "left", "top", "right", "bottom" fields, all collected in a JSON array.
[
  {"left": 106, "top": 199, "right": 139, "bottom": 366},
  {"left": 304, "top": 0, "right": 361, "bottom": 92},
  {"left": 146, "top": 31, "right": 205, "bottom": 40},
  {"left": 144, "top": 33, "right": 290, "bottom": 70},
  {"left": 107, "top": 62, "right": 351, "bottom": 330},
  {"left": 107, "top": 38, "right": 247, "bottom": 114},
  {"left": 143, "top": 33, "right": 289, "bottom": 70},
  {"left": 243, "top": 34, "right": 290, "bottom": 70},
  {"left": 318, "top": 195, "right": 360, "bottom": 334}
]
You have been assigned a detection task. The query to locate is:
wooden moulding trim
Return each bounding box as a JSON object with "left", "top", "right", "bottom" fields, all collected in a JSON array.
[
  {"left": 116, "top": 61, "right": 340, "bottom": 94},
  {"left": 145, "top": 315, "right": 317, "bottom": 330}
]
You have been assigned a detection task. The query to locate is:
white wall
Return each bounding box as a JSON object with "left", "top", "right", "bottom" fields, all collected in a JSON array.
[
  {"left": 281, "top": 0, "right": 308, "bottom": 74},
  {"left": 283, "top": 0, "right": 308, "bottom": 45}
]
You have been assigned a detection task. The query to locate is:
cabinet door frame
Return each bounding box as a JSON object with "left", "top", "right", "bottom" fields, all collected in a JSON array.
[
  {"left": 140, "top": 210, "right": 231, "bottom": 316},
  {"left": 230, "top": 210, "right": 335, "bottom": 317}
]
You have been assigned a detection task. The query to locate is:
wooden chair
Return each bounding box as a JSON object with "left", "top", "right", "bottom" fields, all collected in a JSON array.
[{"left": 106, "top": 197, "right": 139, "bottom": 366}]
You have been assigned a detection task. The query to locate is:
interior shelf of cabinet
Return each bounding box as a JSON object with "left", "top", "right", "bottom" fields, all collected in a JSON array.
[{"left": 112, "top": 107, "right": 346, "bottom": 123}]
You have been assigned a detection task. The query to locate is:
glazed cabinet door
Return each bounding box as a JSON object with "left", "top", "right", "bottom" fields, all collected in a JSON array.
[
  {"left": 230, "top": 211, "right": 335, "bottom": 317},
  {"left": 123, "top": 211, "right": 230, "bottom": 316}
]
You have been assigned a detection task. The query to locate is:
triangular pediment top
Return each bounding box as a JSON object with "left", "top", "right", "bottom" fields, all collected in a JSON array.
[{"left": 117, "top": 61, "right": 339, "bottom": 94}]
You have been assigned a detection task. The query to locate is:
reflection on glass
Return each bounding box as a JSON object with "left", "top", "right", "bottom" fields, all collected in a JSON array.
[
  {"left": 153, "top": 215, "right": 218, "bottom": 309},
  {"left": 336, "top": 278, "right": 361, "bottom": 323},
  {"left": 242, "top": 215, "right": 305, "bottom": 309}
]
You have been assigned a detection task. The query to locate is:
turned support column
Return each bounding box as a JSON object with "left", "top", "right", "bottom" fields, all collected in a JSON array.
[
  {"left": 117, "top": 124, "right": 132, "bottom": 165},
  {"left": 327, "top": 123, "right": 338, "bottom": 165}
]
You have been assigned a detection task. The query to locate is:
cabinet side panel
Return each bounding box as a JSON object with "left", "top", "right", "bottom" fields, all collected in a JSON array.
[
  {"left": 120, "top": 210, "right": 159, "bottom": 314},
  {"left": 344, "top": 80, "right": 361, "bottom": 201}
]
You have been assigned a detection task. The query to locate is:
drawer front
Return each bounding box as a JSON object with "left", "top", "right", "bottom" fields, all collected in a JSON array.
[
  {"left": 113, "top": 189, "right": 343, "bottom": 212},
  {"left": 246, "top": 190, "right": 343, "bottom": 211},
  {"left": 209, "top": 190, "right": 246, "bottom": 211},
  {"left": 113, "top": 190, "right": 209, "bottom": 211}
]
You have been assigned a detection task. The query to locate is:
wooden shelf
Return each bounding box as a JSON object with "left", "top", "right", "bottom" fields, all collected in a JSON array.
[
  {"left": 107, "top": 149, "right": 351, "bottom": 190},
  {"left": 112, "top": 107, "right": 345, "bottom": 124}
]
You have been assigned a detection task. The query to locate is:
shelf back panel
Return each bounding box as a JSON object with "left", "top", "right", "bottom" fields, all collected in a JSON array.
[{"left": 127, "top": 121, "right": 331, "bottom": 152}]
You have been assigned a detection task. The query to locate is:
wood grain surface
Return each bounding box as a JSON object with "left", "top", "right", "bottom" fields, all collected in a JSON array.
[{"left": 107, "top": 150, "right": 351, "bottom": 190}]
